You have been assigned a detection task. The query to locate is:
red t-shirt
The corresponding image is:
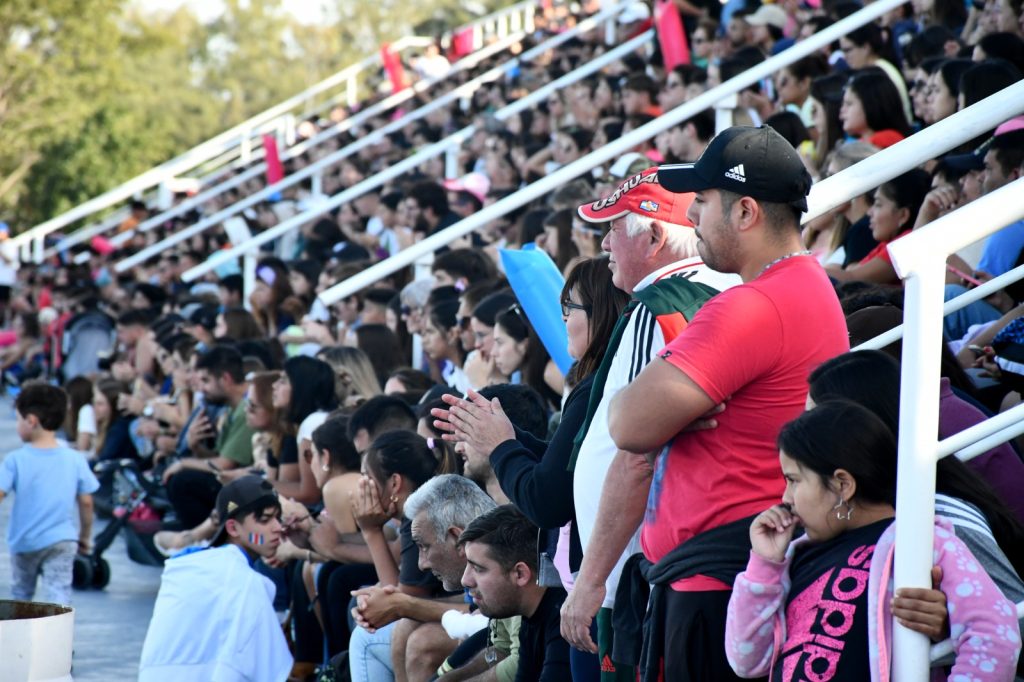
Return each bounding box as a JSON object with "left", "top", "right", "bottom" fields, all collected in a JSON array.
[
  {"left": 641, "top": 255, "right": 849, "bottom": 590},
  {"left": 858, "top": 229, "right": 911, "bottom": 267}
]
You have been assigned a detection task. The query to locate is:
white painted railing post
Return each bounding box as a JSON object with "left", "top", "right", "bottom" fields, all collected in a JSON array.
[
  {"left": 891, "top": 263, "right": 945, "bottom": 682},
  {"left": 346, "top": 75, "right": 357, "bottom": 109},
  {"left": 714, "top": 93, "right": 737, "bottom": 134},
  {"left": 445, "top": 145, "right": 460, "bottom": 179},
  {"left": 243, "top": 251, "right": 257, "bottom": 312},
  {"left": 239, "top": 127, "right": 253, "bottom": 164}
]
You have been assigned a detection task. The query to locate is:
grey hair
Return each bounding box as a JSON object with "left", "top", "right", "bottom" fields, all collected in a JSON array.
[
  {"left": 625, "top": 212, "right": 700, "bottom": 258},
  {"left": 404, "top": 474, "right": 497, "bottom": 542},
  {"left": 400, "top": 278, "right": 435, "bottom": 308}
]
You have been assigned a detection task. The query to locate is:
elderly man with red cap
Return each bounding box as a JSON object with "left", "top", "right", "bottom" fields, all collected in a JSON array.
[
  {"left": 578, "top": 126, "right": 848, "bottom": 681},
  {"left": 559, "top": 166, "right": 739, "bottom": 681}
]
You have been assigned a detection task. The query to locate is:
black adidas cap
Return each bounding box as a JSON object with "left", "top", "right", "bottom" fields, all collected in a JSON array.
[{"left": 659, "top": 126, "right": 813, "bottom": 212}]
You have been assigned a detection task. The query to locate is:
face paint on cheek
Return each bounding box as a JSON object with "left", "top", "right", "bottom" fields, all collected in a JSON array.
[{"left": 248, "top": 533, "right": 265, "bottom": 546}]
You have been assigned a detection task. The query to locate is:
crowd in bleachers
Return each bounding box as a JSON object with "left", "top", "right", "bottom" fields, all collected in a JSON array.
[{"left": 2, "top": 0, "right": 1024, "bottom": 679}]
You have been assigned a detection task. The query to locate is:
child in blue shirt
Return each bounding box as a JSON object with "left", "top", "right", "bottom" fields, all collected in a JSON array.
[{"left": 0, "top": 381, "right": 99, "bottom": 605}]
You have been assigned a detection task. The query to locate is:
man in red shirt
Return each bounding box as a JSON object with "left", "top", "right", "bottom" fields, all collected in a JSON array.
[{"left": 594, "top": 126, "right": 848, "bottom": 680}]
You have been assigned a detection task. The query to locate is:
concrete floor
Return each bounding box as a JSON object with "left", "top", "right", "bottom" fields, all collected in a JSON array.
[{"left": 0, "top": 398, "right": 163, "bottom": 681}]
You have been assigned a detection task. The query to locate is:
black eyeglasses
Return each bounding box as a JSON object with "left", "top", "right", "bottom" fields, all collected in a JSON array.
[{"left": 561, "top": 300, "right": 592, "bottom": 317}]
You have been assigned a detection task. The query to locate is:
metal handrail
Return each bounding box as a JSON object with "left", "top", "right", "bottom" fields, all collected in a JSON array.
[
  {"left": 10, "top": 35, "right": 430, "bottom": 254},
  {"left": 180, "top": 28, "right": 657, "bottom": 283},
  {"left": 854, "top": 262, "right": 1024, "bottom": 351},
  {"left": 114, "top": 2, "right": 632, "bottom": 272},
  {"left": 294, "top": 0, "right": 925, "bottom": 306},
  {"left": 58, "top": 33, "right": 527, "bottom": 260},
  {"left": 883, "top": 174, "right": 1024, "bottom": 681},
  {"left": 17, "top": 2, "right": 540, "bottom": 260}
]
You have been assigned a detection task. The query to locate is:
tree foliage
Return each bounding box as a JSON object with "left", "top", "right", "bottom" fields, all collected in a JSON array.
[{"left": 2, "top": 0, "right": 506, "bottom": 229}]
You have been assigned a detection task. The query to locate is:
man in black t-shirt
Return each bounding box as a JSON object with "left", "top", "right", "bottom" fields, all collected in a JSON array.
[{"left": 459, "top": 506, "right": 570, "bottom": 682}]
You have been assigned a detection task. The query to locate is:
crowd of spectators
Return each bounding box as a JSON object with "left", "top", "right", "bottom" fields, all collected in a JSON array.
[{"left": 1, "top": 0, "right": 1024, "bottom": 679}]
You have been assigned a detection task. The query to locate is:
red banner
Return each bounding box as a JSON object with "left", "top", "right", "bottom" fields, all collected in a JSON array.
[
  {"left": 381, "top": 43, "right": 408, "bottom": 93},
  {"left": 452, "top": 29, "right": 475, "bottom": 58},
  {"left": 263, "top": 134, "right": 283, "bottom": 186},
  {"left": 655, "top": 0, "right": 690, "bottom": 70}
]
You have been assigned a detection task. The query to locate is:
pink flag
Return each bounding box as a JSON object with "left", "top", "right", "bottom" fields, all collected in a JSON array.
[
  {"left": 263, "top": 134, "right": 283, "bottom": 186},
  {"left": 452, "top": 29, "right": 475, "bottom": 58},
  {"left": 381, "top": 43, "right": 408, "bottom": 93},
  {"left": 655, "top": 0, "right": 691, "bottom": 70}
]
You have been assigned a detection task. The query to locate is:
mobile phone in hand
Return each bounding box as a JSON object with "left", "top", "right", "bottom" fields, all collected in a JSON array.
[{"left": 947, "top": 264, "right": 984, "bottom": 287}]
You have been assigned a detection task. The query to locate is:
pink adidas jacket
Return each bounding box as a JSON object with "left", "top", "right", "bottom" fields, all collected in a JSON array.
[{"left": 724, "top": 518, "right": 1021, "bottom": 681}]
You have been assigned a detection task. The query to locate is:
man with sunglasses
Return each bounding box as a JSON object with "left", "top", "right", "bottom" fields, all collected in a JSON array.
[{"left": 560, "top": 167, "right": 739, "bottom": 681}]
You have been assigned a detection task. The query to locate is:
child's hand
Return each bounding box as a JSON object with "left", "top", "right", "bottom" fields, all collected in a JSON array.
[
  {"left": 77, "top": 539, "right": 93, "bottom": 556},
  {"left": 892, "top": 566, "right": 949, "bottom": 642},
  {"left": 750, "top": 504, "right": 797, "bottom": 562}
]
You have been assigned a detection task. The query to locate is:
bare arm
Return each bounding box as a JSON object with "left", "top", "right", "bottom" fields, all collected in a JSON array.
[
  {"left": 824, "top": 257, "right": 898, "bottom": 285},
  {"left": 608, "top": 357, "right": 716, "bottom": 454},
  {"left": 77, "top": 493, "right": 94, "bottom": 554},
  {"left": 271, "top": 438, "right": 322, "bottom": 504},
  {"left": 560, "top": 448, "right": 652, "bottom": 652}
]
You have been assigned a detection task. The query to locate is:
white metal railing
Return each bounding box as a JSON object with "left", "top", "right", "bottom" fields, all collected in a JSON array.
[
  {"left": 17, "top": 2, "right": 539, "bottom": 262},
  {"left": 10, "top": 35, "right": 435, "bottom": 259},
  {"left": 884, "top": 175, "right": 1024, "bottom": 681},
  {"left": 58, "top": 33, "right": 526, "bottom": 261},
  {"left": 114, "top": 3, "right": 633, "bottom": 273},
  {"left": 180, "top": 28, "right": 657, "bottom": 284},
  {"left": 295, "top": 0, "right": 927, "bottom": 306}
]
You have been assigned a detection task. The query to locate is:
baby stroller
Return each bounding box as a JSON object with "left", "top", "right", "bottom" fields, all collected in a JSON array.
[
  {"left": 59, "top": 308, "right": 116, "bottom": 382},
  {"left": 73, "top": 459, "right": 172, "bottom": 590}
]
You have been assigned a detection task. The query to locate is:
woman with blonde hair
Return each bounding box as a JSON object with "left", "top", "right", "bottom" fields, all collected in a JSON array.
[{"left": 315, "top": 345, "right": 382, "bottom": 408}]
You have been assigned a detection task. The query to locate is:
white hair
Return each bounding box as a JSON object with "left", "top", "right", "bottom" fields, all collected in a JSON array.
[
  {"left": 404, "top": 474, "right": 497, "bottom": 542},
  {"left": 400, "top": 278, "right": 435, "bottom": 308},
  {"left": 625, "top": 212, "right": 700, "bottom": 259}
]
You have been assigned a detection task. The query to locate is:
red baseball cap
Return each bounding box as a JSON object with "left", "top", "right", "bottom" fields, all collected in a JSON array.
[{"left": 577, "top": 167, "right": 695, "bottom": 227}]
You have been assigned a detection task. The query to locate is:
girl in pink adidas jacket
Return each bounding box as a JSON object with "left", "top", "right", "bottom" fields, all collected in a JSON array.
[{"left": 725, "top": 402, "right": 1020, "bottom": 682}]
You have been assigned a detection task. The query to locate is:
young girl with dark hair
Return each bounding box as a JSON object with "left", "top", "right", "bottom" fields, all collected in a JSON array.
[
  {"left": 421, "top": 300, "right": 470, "bottom": 393},
  {"left": 726, "top": 401, "right": 1021, "bottom": 681},
  {"left": 269, "top": 356, "right": 338, "bottom": 504},
  {"left": 354, "top": 430, "right": 459, "bottom": 587},
  {"left": 93, "top": 378, "right": 140, "bottom": 462},
  {"left": 826, "top": 169, "right": 931, "bottom": 284},
  {"left": 840, "top": 69, "right": 913, "bottom": 149},
  {"left": 493, "top": 303, "right": 563, "bottom": 409}
]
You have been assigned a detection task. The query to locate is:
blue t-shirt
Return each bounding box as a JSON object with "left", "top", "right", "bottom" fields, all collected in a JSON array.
[
  {"left": 0, "top": 445, "right": 100, "bottom": 553},
  {"left": 978, "top": 219, "right": 1024, "bottom": 277}
]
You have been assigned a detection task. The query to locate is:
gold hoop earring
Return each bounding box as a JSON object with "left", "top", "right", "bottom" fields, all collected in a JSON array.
[{"left": 833, "top": 498, "right": 854, "bottom": 521}]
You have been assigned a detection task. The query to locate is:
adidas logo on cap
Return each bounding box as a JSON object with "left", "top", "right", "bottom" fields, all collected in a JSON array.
[{"left": 724, "top": 164, "right": 746, "bottom": 182}]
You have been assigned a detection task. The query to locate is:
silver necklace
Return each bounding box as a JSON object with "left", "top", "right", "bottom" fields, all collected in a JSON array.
[{"left": 759, "top": 250, "right": 812, "bottom": 277}]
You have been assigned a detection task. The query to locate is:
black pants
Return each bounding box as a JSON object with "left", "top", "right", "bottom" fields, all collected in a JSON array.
[
  {"left": 166, "top": 469, "right": 221, "bottom": 528},
  {"left": 317, "top": 561, "right": 378, "bottom": 657},
  {"left": 662, "top": 589, "right": 764, "bottom": 682},
  {"left": 290, "top": 560, "right": 326, "bottom": 664}
]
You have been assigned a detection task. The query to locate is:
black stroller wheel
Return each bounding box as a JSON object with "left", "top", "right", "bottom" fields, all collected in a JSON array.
[
  {"left": 91, "top": 558, "right": 111, "bottom": 589},
  {"left": 72, "top": 555, "right": 94, "bottom": 589}
]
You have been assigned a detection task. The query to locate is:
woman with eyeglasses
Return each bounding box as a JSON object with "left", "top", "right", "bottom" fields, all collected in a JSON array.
[{"left": 433, "top": 256, "right": 631, "bottom": 679}]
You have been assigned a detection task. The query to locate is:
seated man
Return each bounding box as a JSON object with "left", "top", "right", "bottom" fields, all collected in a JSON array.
[
  {"left": 459, "top": 505, "right": 570, "bottom": 682},
  {"left": 161, "top": 345, "right": 255, "bottom": 528},
  {"left": 349, "top": 474, "right": 495, "bottom": 682},
  {"left": 139, "top": 476, "right": 292, "bottom": 681}
]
